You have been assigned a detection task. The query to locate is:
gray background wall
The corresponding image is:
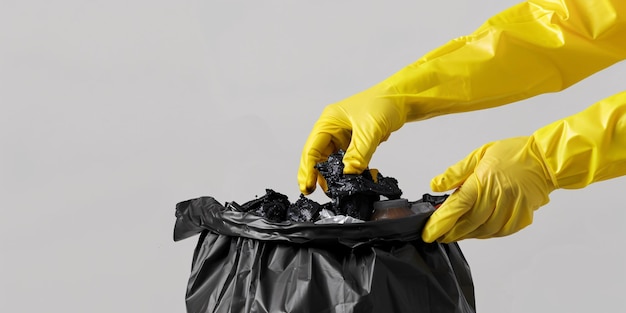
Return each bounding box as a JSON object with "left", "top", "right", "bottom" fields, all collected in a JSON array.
[{"left": 2, "top": 1, "right": 624, "bottom": 312}]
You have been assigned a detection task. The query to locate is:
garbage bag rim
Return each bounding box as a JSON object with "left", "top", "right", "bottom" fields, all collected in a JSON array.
[{"left": 174, "top": 196, "right": 434, "bottom": 245}]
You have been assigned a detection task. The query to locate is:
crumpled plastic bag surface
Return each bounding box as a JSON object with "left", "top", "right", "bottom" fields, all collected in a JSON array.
[{"left": 174, "top": 196, "right": 476, "bottom": 313}]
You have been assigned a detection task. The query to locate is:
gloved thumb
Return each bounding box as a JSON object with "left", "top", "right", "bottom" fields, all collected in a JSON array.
[{"left": 430, "top": 142, "right": 494, "bottom": 192}]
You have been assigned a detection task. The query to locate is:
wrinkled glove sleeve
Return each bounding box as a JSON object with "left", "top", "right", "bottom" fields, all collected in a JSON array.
[
  {"left": 383, "top": 0, "right": 626, "bottom": 121},
  {"left": 534, "top": 90, "right": 626, "bottom": 189}
]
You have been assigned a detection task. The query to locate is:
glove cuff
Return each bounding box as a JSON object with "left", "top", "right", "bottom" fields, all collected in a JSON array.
[{"left": 527, "top": 135, "right": 560, "bottom": 190}]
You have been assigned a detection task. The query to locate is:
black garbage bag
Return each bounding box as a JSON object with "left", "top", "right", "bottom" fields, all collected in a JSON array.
[{"left": 174, "top": 196, "right": 476, "bottom": 313}]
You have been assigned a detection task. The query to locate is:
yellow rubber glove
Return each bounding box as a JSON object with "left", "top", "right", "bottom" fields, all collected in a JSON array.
[
  {"left": 298, "top": 83, "right": 406, "bottom": 194},
  {"left": 299, "top": 0, "right": 626, "bottom": 194},
  {"left": 423, "top": 91, "right": 626, "bottom": 243},
  {"left": 422, "top": 137, "right": 556, "bottom": 243}
]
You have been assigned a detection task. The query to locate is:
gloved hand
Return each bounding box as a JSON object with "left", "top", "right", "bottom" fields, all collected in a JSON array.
[
  {"left": 298, "top": 83, "right": 407, "bottom": 194},
  {"left": 422, "top": 91, "right": 626, "bottom": 243},
  {"left": 422, "top": 136, "right": 556, "bottom": 243}
]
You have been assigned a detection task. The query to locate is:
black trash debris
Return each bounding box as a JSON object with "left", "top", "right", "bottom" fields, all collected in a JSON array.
[{"left": 315, "top": 150, "right": 402, "bottom": 220}]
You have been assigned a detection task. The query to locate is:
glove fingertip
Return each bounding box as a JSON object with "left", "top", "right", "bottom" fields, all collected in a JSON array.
[
  {"left": 299, "top": 181, "right": 314, "bottom": 195},
  {"left": 342, "top": 155, "right": 368, "bottom": 175},
  {"left": 421, "top": 192, "right": 472, "bottom": 243},
  {"left": 298, "top": 168, "right": 317, "bottom": 195},
  {"left": 431, "top": 169, "right": 463, "bottom": 192},
  {"left": 430, "top": 174, "right": 449, "bottom": 192},
  {"left": 421, "top": 204, "right": 450, "bottom": 243},
  {"left": 432, "top": 143, "right": 492, "bottom": 192},
  {"left": 421, "top": 226, "right": 440, "bottom": 243}
]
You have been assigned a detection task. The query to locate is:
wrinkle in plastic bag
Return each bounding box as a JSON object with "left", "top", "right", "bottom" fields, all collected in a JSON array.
[{"left": 175, "top": 197, "right": 476, "bottom": 313}]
